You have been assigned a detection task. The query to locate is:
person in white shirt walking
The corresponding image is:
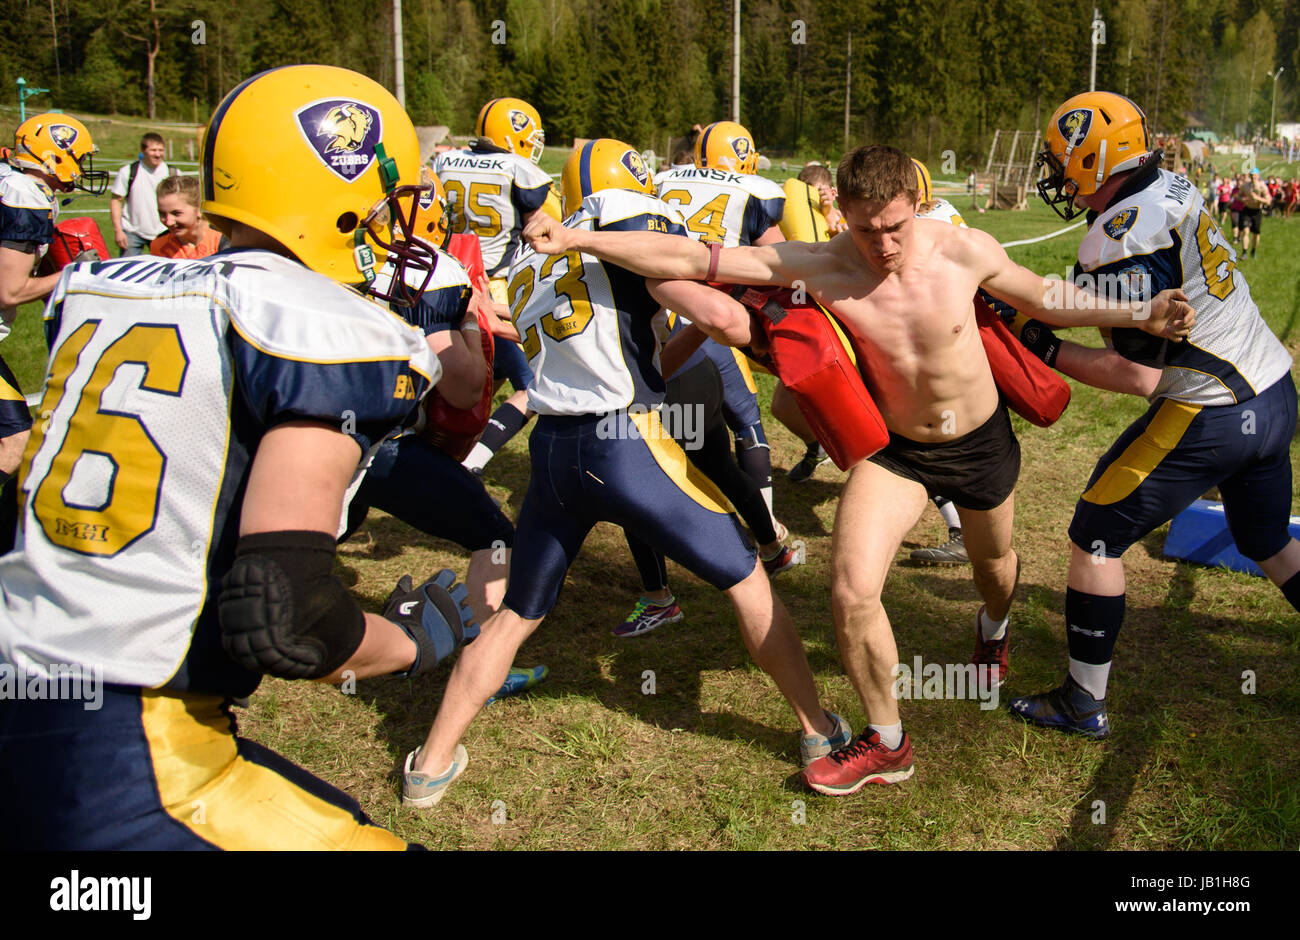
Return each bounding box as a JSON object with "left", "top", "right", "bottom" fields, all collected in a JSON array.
[{"left": 110, "top": 132, "right": 170, "bottom": 255}]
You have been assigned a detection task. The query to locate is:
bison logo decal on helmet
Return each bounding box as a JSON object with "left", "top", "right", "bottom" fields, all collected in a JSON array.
[{"left": 296, "top": 99, "right": 383, "bottom": 182}]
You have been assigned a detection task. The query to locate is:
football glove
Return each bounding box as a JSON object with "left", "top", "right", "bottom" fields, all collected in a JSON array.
[
  {"left": 1011, "top": 315, "right": 1062, "bottom": 368},
  {"left": 385, "top": 570, "right": 479, "bottom": 676}
]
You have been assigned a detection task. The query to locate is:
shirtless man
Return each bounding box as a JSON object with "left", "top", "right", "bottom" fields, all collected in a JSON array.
[{"left": 523, "top": 144, "right": 1194, "bottom": 796}]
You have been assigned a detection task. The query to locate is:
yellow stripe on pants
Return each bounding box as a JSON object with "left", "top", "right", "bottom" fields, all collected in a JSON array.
[
  {"left": 140, "top": 691, "right": 407, "bottom": 851},
  {"left": 1081, "top": 400, "right": 1201, "bottom": 506}
]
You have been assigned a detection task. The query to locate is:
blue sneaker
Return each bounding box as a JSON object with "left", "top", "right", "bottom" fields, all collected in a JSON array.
[
  {"left": 799, "top": 711, "right": 854, "bottom": 766},
  {"left": 1008, "top": 674, "right": 1110, "bottom": 739},
  {"left": 486, "top": 664, "right": 549, "bottom": 705}
]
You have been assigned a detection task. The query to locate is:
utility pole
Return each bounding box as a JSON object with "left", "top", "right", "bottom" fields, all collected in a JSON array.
[
  {"left": 1269, "top": 67, "right": 1285, "bottom": 139},
  {"left": 732, "top": 0, "right": 740, "bottom": 123},
  {"left": 393, "top": 0, "right": 406, "bottom": 108},
  {"left": 844, "top": 31, "right": 852, "bottom": 151},
  {"left": 1090, "top": 9, "right": 1105, "bottom": 92}
]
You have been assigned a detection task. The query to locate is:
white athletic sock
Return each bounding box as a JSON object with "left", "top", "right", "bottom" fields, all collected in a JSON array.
[
  {"left": 979, "top": 608, "right": 1008, "bottom": 642},
  {"left": 461, "top": 442, "right": 493, "bottom": 473},
  {"left": 1068, "top": 657, "right": 1111, "bottom": 701},
  {"left": 870, "top": 721, "right": 903, "bottom": 750},
  {"left": 936, "top": 499, "right": 961, "bottom": 530},
  {"left": 761, "top": 485, "right": 774, "bottom": 514}
]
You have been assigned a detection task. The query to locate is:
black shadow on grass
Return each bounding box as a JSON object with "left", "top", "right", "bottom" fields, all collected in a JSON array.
[
  {"left": 1051, "top": 562, "right": 1298, "bottom": 849},
  {"left": 771, "top": 476, "right": 844, "bottom": 538},
  {"left": 350, "top": 559, "right": 850, "bottom": 775}
]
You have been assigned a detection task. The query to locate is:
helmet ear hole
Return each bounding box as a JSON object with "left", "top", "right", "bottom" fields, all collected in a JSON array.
[
  {"left": 1082, "top": 154, "right": 1096, "bottom": 170},
  {"left": 336, "top": 211, "right": 359, "bottom": 233}
]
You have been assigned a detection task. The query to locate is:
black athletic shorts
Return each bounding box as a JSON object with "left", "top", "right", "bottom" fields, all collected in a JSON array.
[
  {"left": 868, "top": 404, "right": 1020, "bottom": 511},
  {"left": 1239, "top": 207, "right": 1262, "bottom": 233}
]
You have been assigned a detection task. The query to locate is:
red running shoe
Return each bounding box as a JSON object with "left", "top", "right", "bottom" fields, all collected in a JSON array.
[
  {"left": 802, "top": 729, "right": 914, "bottom": 795},
  {"left": 972, "top": 605, "right": 1009, "bottom": 688}
]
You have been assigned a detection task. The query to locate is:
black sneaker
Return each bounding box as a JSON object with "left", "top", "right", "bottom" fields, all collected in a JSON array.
[
  {"left": 910, "top": 529, "right": 969, "bottom": 565},
  {"left": 787, "top": 442, "right": 830, "bottom": 483},
  {"left": 1008, "top": 674, "right": 1110, "bottom": 739}
]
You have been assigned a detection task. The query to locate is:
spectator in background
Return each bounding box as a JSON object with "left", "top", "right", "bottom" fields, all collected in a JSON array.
[
  {"left": 1239, "top": 169, "right": 1268, "bottom": 258},
  {"left": 149, "top": 175, "right": 227, "bottom": 259},
  {"left": 1285, "top": 177, "right": 1298, "bottom": 219},
  {"left": 110, "top": 132, "right": 170, "bottom": 255}
]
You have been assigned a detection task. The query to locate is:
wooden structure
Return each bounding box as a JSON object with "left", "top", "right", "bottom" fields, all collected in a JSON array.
[{"left": 975, "top": 129, "right": 1042, "bottom": 211}]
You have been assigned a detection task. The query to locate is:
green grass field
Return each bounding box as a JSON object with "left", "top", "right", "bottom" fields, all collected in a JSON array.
[{"left": 5, "top": 163, "right": 1299, "bottom": 850}]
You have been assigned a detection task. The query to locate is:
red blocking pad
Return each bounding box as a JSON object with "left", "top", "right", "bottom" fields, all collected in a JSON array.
[{"left": 1163, "top": 498, "right": 1300, "bottom": 577}]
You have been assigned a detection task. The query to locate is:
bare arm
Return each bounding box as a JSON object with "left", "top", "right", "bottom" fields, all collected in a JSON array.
[
  {"left": 427, "top": 327, "right": 486, "bottom": 410},
  {"left": 109, "top": 195, "right": 128, "bottom": 250},
  {"left": 1054, "top": 340, "right": 1163, "bottom": 397},
  {"left": 523, "top": 213, "right": 822, "bottom": 286},
  {"left": 467, "top": 272, "right": 520, "bottom": 342},
  {"left": 647, "top": 278, "right": 754, "bottom": 347},
  {"left": 657, "top": 321, "right": 710, "bottom": 378},
  {"left": 239, "top": 421, "right": 415, "bottom": 680},
  {"left": 971, "top": 228, "right": 1194, "bottom": 339},
  {"left": 0, "top": 245, "right": 60, "bottom": 314}
]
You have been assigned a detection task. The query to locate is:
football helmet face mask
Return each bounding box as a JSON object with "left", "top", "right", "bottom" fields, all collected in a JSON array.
[
  {"left": 476, "top": 98, "right": 545, "bottom": 164},
  {"left": 1037, "top": 91, "right": 1152, "bottom": 221},
  {"left": 694, "top": 121, "right": 759, "bottom": 175},
  {"left": 561, "top": 139, "right": 656, "bottom": 218},
  {"left": 911, "top": 158, "right": 932, "bottom": 205},
  {"left": 12, "top": 114, "right": 109, "bottom": 194},
  {"left": 201, "top": 65, "right": 434, "bottom": 306}
]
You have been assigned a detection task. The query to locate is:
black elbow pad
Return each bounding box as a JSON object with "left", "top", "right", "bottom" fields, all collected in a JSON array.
[{"left": 219, "top": 531, "right": 365, "bottom": 679}]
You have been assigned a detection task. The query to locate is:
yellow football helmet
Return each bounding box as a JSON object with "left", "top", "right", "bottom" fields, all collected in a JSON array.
[
  {"left": 1037, "top": 91, "right": 1153, "bottom": 220},
  {"left": 694, "top": 121, "right": 758, "bottom": 175},
  {"left": 561, "top": 139, "right": 655, "bottom": 218},
  {"left": 11, "top": 113, "right": 108, "bottom": 194},
  {"left": 475, "top": 98, "right": 545, "bottom": 164},
  {"left": 912, "top": 158, "right": 933, "bottom": 205},
  {"left": 412, "top": 166, "right": 452, "bottom": 251},
  {"left": 201, "top": 64, "right": 434, "bottom": 304}
]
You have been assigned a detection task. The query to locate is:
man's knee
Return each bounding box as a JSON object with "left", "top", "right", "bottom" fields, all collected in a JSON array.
[{"left": 831, "top": 569, "right": 884, "bottom": 626}]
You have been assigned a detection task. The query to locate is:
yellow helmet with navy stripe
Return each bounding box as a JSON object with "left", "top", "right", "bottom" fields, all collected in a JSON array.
[
  {"left": 694, "top": 121, "right": 758, "bottom": 175},
  {"left": 201, "top": 64, "right": 433, "bottom": 301},
  {"left": 911, "top": 158, "right": 933, "bottom": 205},
  {"left": 561, "top": 139, "right": 655, "bottom": 218},
  {"left": 475, "top": 98, "right": 545, "bottom": 164},
  {"left": 12, "top": 113, "right": 108, "bottom": 194},
  {"left": 1037, "top": 91, "right": 1153, "bottom": 220},
  {"left": 412, "top": 166, "right": 452, "bottom": 251}
]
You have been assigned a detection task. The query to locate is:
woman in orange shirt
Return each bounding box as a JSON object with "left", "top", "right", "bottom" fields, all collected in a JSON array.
[{"left": 149, "top": 175, "right": 228, "bottom": 258}]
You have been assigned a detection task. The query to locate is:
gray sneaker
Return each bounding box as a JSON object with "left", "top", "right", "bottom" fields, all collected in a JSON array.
[
  {"left": 910, "top": 529, "right": 969, "bottom": 565},
  {"left": 402, "top": 744, "right": 468, "bottom": 808},
  {"left": 787, "top": 443, "right": 830, "bottom": 483},
  {"left": 799, "top": 711, "right": 853, "bottom": 766}
]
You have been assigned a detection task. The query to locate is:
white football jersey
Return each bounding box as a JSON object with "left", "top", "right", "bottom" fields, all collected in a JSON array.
[
  {"left": 0, "top": 164, "right": 58, "bottom": 339},
  {"left": 0, "top": 250, "right": 438, "bottom": 695},
  {"left": 432, "top": 147, "right": 553, "bottom": 276},
  {"left": 655, "top": 166, "right": 784, "bottom": 246},
  {"left": 507, "top": 190, "right": 687, "bottom": 416},
  {"left": 371, "top": 246, "right": 472, "bottom": 335},
  {"left": 1077, "top": 168, "right": 1291, "bottom": 406},
  {"left": 918, "top": 197, "right": 967, "bottom": 227}
]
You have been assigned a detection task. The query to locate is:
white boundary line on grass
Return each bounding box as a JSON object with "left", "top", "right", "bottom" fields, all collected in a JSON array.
[{"left": 999, "top": 220, "right": 1086, "bottom": 248}]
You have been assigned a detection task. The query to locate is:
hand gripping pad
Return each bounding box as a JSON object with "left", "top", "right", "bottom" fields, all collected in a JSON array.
[
  {"left": 384, "top": 570, "right": 481, "bottom": 676},
  {"left": 423, "top": 234, "right": 496, "bottom": 461},
  {"left": 718, "top": 284, "right": 889, "bottom": 470},
  {"left": 973, "top": 293, "right": 1071, "bottom": 427}
]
